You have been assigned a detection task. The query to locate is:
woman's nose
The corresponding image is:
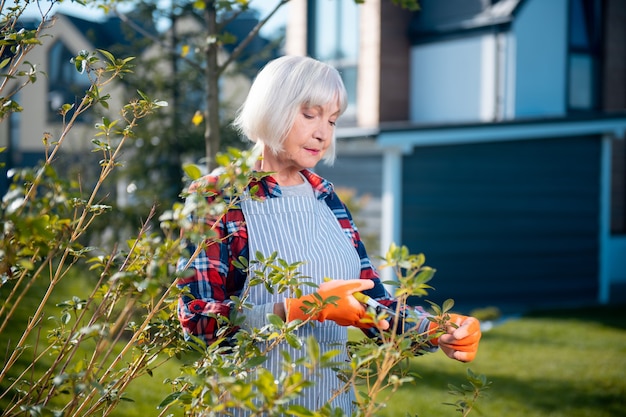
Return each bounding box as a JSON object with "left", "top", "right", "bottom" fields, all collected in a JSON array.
[{"left": 314, "top": 121, "right": 331, "bottom": 141}]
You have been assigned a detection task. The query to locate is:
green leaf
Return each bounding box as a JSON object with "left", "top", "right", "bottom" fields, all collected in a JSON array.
[
  {"left": 285, "top": 405, "right": 316, "bottom": 417},
  {"left": 137, "top": 90, "right": 149, "bottom": 101},
  {"left": 245, "top": 355, "right": 267, "bottom": 368},
  {"left": 255, "top": 368, "right": 277, "bottom": 397},
  {"left": 97, "top": 49, "right": 115, "bottom": 64},
  {"left": 215, "top": 153, "right": 230, "bottom": 166},
  {"left": 306, "top": 336, "right": 320, "bottom": 360},
  {"left": 183, "top": 163, "right": 203, "bottom": 180},
  {"left": 158, "top": 392, "right": 182, "bottom": 408},
  {"left": 415, "top": 266, "right": 435, "bottom": 283},
  {"left": 285, "top": 333, "right": 302, "bottom": 349},
  {"left": 61, "top": 312, "right": 71, "bottom": 324},
  {"left": 267, "top": 313, "right": 284, "bottom": 327}
]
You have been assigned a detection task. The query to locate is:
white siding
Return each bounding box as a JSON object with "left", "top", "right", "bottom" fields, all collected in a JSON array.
[{"left": 409, "top": 34, "right": 497, "bottom": 124}]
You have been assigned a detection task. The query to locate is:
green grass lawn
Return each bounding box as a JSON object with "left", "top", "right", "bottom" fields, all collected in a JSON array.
[
  {"left": 123, "top": 304, "right": 626, "bottom": 417},
  {"left": 0, "top": 274, "right": 185, "bottom": 417},
  {"left": 3, "top": 273, "right": 625, "bottom": 417},
  {"left": 372, "top": 305, "right": 626, "bottom": 417}
]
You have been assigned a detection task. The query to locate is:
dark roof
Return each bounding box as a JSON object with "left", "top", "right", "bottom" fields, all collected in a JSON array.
[
  {"left": 64, "top": 14, "right": 128, "bottom": 48},
  {"left": 16, "top": 12, "right": 157, "bottom": 54},
  {"left": 13, "top": 17, "right": 40, "bottom": 31},
  {"left": 409, "top": 0, "right": 525, "bottom": 43},
  {"left": 62, "top": 13, "right": 157, "bottom": 51}
]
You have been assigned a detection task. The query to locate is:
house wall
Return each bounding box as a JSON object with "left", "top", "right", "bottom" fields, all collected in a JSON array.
[
  {"left": 604, "top": 0, "right": 626, "bottom": 300},
  {"left": 603, "top": 0, "right": 626, "bottom": 111},
  {"left": 1, "top": 15, "right": 109, "bottom": 196},
  {"left": 314, "top": 149, "right": 384, "bottom": 254},
  {"left": 378, "top": 0, "right": 411, "bottom": 123},
  {"left": 400, "top": 135, "right": 601, "bottom": 312},
  {"left": 513, "top": 0, "right": 568, "bottom": 117},
  {"left": 357, "top": 0, "right": 381, "bottom": 128},
  {"left": 3, "top": 14, "right": 125, "bottom": 160},
  {"left": 409, "top": 34, "right": 496, "bottom": 123},
  {"left": 604, "top": 0, "right": 626, "bottom": 237},
  {"left": 17, "top": 15, "right": 99, "bottom": 152},
  {"left": 408, "top": 0, "right": 571, "bottom": 121}
]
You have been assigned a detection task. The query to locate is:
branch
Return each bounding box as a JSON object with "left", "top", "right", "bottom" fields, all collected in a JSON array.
[
  {"left": 217, "top": 0, "right": 289, "bottom": 77},
  {"left": 111, "top": 7, "right": 205, "bottom": 73}
]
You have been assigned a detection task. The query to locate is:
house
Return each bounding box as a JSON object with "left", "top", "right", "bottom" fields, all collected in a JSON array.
[
  {"left": 0, "top": 9, "right": 280, "bottom": 198},
  {"left": 0, "top": 14, "right": 127, "bottom": 194},
  {"left": 285, "top": 0, "right": 626, "bottom": 312}
]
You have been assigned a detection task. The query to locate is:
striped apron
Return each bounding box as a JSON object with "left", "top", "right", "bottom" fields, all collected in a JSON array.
[{"left": 237, "top": 191, "right": 362, "bottom": 414}]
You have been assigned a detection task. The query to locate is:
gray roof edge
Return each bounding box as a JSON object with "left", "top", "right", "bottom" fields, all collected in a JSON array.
[
  {"left": 410, "top": 0, "right": 526, "bottom": 39},
  {"left": 377, "top": 113, "right": 626, "bottom": 148}
]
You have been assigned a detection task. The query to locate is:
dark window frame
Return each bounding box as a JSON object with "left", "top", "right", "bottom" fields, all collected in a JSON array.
[
  {"left": 47, "top": 41, "right": 92, "bottom": 122},
  {"left": 566, "top": 0, "right": 604, "bottom": 112}
]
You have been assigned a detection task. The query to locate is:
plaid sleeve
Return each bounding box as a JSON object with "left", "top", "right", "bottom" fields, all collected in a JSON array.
[{"left": 175, "top": 176, "right": 248, "bottom": 345}]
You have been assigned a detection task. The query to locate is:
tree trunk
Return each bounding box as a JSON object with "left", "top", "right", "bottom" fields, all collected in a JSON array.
[{"left": 204, "top": 0, "right": 221, "bottom": 171}]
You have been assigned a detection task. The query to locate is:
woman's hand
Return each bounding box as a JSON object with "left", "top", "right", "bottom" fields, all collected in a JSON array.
[
  {"left": 430, "top": 314, "right": 481, "bottom": 362},
  {"left": 285, "top": 279, "right": 387, "bottom": 328}
]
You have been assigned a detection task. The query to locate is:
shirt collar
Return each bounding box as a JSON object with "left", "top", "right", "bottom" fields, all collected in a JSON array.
[
  {"left": 300, "top": 169, "right": 334, "bottom": 199},
  {"left": 250, "top": 169, "right": 334, "bottom": 200}
]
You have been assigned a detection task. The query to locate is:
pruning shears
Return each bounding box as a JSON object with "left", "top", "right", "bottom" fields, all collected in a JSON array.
[{"left": 353, "top": 292, "right": 398, "bottom": 317}]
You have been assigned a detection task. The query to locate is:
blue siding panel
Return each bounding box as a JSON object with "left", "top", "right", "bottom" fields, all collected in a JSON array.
[
  {"left": 402, "top": 136, "right": 601, "bottom": 312},
  {"left": 315, "top": 155, "right": 383, "bottom": 197}
]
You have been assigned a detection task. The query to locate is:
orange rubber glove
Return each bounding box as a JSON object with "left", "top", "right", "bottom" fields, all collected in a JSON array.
[
  {"left": 285, "top": 279, "right": 378, "bottom": 327},
  {"left": 429, "top": 314, "right": 481, "bottom": 362}
]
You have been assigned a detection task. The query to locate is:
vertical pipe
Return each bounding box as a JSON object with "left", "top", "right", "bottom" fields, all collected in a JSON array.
[
  {"left": 380, "top": 147, "right": 403, "bottom": 287},
  {"left": 598, "top": 134, "right": 612, "bottom": 304}
]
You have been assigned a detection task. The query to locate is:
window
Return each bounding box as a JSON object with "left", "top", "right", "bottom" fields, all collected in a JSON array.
[
  {"left": 7, "top": 91, "right": 21, "bottom": 168},
  {"left": 47, "top": 41, "right": 92, "bottom": 122},
  {"left": 307, "top": 0, "right": 359, "bottom": 117},
  {"left": 567, "top": 0, "right": 602, "bottom": 111}
]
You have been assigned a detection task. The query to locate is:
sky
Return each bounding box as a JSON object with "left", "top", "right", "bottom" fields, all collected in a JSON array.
[{"left": 8, "top": 0, "right": 287, "bottom": 36}]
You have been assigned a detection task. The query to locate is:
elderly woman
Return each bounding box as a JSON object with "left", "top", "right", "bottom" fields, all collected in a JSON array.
[{"left": 176, "top": 55, "right": 481, "bottom": 415}]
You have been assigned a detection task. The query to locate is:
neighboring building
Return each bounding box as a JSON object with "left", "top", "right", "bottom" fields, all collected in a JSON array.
[
  {"left": 0, "top": 9, "right": 280, "bottom": 198},
  {"left": 0, "top": 14, "right": 128, "bottom": 194},
  {"left": 286, "top": 0, "right": 626, "bottom": 312}
]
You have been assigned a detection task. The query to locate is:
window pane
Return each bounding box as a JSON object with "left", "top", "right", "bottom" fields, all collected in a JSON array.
[
  {"left": 341, "top": 64, "right": 358, "bottom": 110},
  {"left": 313, "top": 0, "right": 358, "bottom": 61},
  {"left": 9, "top": 92, "right": 20, "bottom": 150},
  {"left": 339, "top": 1, "right": 359, "bottom": 61},
  {"left": 313, "top": 0, "right": 337, "bottom": 60},
  {"left": 311, "top": 0, "right": 359, "bottom": 117},
  {"left": 47, "top": 42, "right": 91, "bottom": 121},
  {"left": 569, "top": 0, "right": 589, "bottom": 49},
  {"left": 568, "top": 53, "right": 593, "bottom": 109}
]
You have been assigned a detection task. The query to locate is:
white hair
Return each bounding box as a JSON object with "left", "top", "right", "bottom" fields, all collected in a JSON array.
[{"left": 233, "top": 55, "right": 348, "bottom": 165}]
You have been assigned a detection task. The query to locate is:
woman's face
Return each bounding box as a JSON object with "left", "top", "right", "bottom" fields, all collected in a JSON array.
[{"left": 270, "top": 101, "right": 340, "bottom": 172}]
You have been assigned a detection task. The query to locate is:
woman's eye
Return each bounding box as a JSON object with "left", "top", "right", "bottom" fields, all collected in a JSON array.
[
  {"left": 329, "top": 120, "right": 336, "bottom": 127},
  {"left": 303, "top": 113, "right": 314, "bottom": 119}
]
